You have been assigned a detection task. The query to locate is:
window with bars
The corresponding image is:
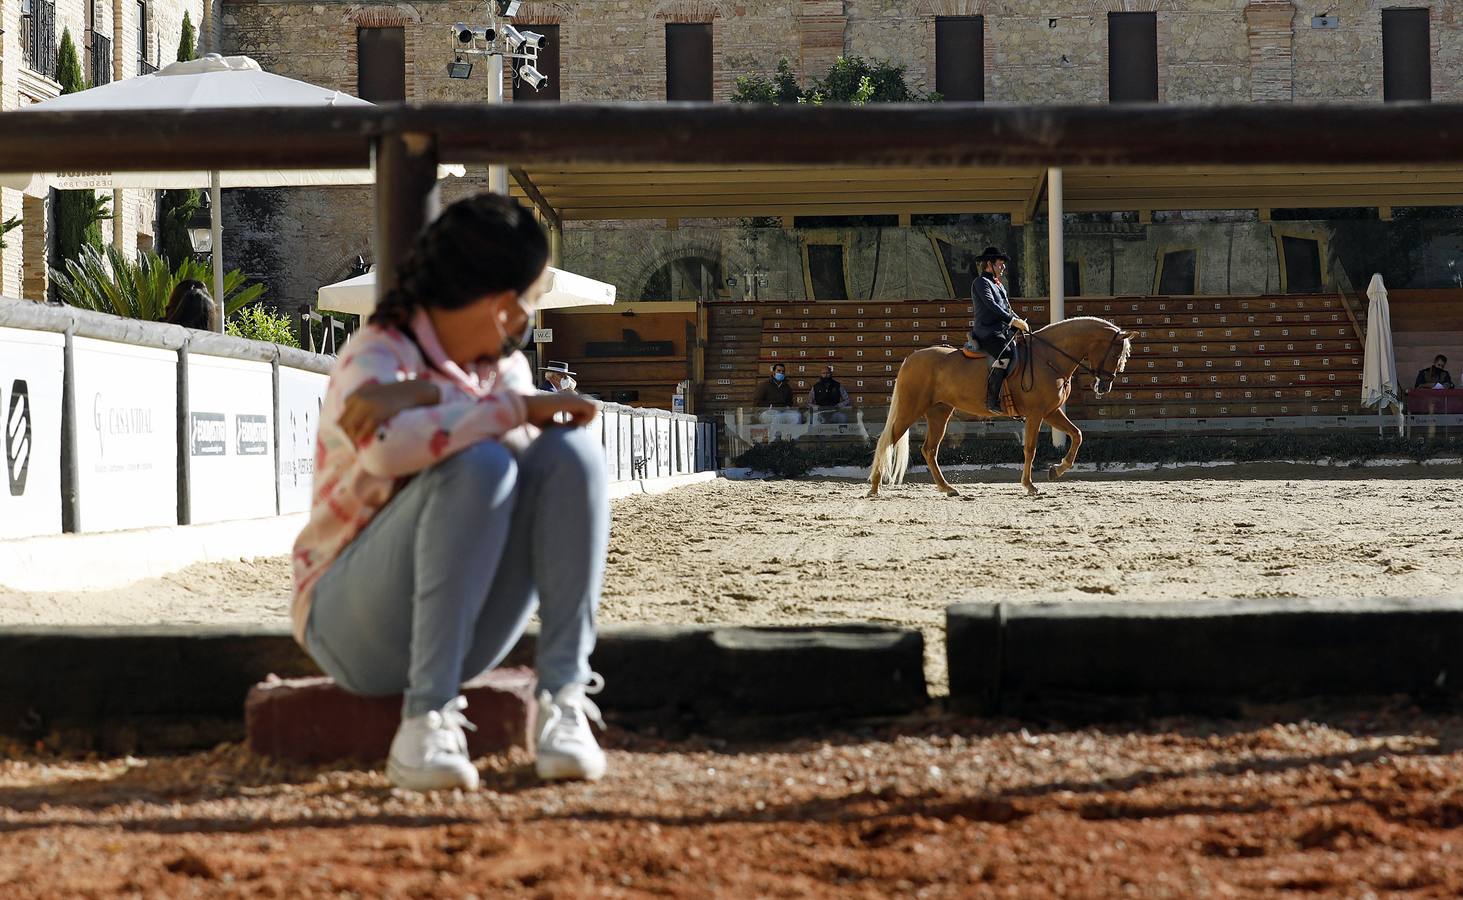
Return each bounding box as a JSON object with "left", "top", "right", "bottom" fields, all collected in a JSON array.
[
  {"left": 136, "top": 1, "right": 150, "bottom": 74},
  {"left": 91, "top": 33, "right": 113, "bottom": 85},
  {"left": 21, "top": 0, "right": 59, "bottom": 77}
]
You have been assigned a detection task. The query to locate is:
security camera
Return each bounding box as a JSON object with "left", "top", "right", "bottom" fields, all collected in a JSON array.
[
  {"left": 518, "top": 63, "right": 547, "bottom": 91},
  {"left": 520, "top": 30, "right": 548, "bottom": 52}
]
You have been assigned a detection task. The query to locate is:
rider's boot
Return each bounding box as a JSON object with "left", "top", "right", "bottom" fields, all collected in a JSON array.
[{"left": 986, "top": 361, "right": 1010, "bottom": 415}]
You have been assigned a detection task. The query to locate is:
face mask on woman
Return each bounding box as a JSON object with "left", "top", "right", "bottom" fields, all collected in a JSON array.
[
  {"left": 773, "top": 372, "right": 785, "bottom": 383},
  {"left": 493, "top": 297, "right": 536, "bottom": 357}
]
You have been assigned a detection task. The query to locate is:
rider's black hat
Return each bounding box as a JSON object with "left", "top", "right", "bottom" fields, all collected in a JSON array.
[{"left": 974, "top": 246, "right": 1011, "bottom": 263}]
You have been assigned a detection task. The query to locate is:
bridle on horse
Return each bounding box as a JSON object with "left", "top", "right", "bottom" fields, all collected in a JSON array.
[{"left": 1023, "top": 329, "right": 1128, "bottom": 397}]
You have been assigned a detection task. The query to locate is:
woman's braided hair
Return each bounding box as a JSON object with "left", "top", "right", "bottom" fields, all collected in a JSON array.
[{"left": 370, "top": 193, "right": 549, "bottom": 333}]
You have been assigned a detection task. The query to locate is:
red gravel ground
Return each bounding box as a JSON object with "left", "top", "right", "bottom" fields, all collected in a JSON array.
[{"left": 3, "top": 704, "right": 1463, "bottom": 898}]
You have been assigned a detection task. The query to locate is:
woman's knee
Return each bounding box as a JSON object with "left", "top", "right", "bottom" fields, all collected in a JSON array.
[
  {"left": 529, "top": 426, "right": 606, "bottom": 489},
  {"left": 431, "top": 441, "right": 518, "bottom": 502}
]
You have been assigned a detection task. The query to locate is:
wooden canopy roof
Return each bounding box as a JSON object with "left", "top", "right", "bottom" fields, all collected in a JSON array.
[{"left": 510, "top": 163, "right": 1463, "bottom": 224}]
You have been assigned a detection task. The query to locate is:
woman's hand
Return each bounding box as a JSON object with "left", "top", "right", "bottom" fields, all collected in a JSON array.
[
  {"left": 523, "top": 393, "right": 599, "bottom": 428},
  {"left": 339, "top": 380, "right": 440, "bottom": 444}
]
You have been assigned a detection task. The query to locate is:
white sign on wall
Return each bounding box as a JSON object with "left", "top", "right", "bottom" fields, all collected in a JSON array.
[
  {"left": 278, "top": 366, "right": 328, "bottom": 515},
  {"left": 187, "top": 354, "right": 275, "bottom": 524},
  {"left": 0, "top": 328, "right": 64, "bottom": 539},
  {"left": 655, "top": 417, "right": 673, "bottom": 478},
  {"left": 601, "top": 407, "right": 620, "bottom": 481},
  {"left": 72, "top": 336, "right": 178, "bottom": 533}
]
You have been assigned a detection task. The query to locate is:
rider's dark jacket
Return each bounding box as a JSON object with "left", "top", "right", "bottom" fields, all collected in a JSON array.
[{"left": 969, "top": 272, "right": 1016, "bottom": 354}]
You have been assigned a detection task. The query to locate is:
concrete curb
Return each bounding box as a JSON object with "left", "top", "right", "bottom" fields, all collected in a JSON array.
[
  {"left": 0, "top": 515, "right": 307, "bottom": 592},
  {"left": 606, "top": 470, "right": 718, "bottom": 500},
  {"left": 0, "top": 621, "right": 925, "bottom": 751},
  {"left": 948, "top": 598, "right": 1463, "bottom": 718}
]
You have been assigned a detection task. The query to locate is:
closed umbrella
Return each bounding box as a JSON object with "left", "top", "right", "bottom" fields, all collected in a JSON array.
[
  {"left": 0, "top": 54, "right": 461, "bottom": 328},
  {"left": 1362, "top": 273, "right": 1404, "bottom": 434}
]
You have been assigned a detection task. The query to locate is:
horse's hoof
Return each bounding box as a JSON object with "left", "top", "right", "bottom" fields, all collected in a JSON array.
[
  {"left": 942, "top": 488, "right": 961, "bottom": 498},
  {"left": 1024, "top": 485, "right": 1038, "bottom": 497},
  {"left": 1047, "top": 465, "right": 1057, "bottom": 481}
]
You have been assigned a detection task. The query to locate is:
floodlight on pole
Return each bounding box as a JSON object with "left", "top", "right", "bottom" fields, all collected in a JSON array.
[
  {"left": 518, "top": 63, "right": 546, "bottom": 90},
  {"left": 496, "top": 0, "right": 522, "bottom": 16},
  {"left": 447, "top": 59, "right": 473, "bottom": 79}
]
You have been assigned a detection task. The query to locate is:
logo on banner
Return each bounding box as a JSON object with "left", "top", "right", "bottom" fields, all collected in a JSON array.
[
  {"left": 236, "top": 415, "right": 270, "bottom": 456},
  {"left": 5, "top": 380, "right": 30, "bottom": 496},
  {"left": 191, "top": 413, "right": 227, "bottom": 456},
  {"left": 94, "top": 393, "right": 154, "bottom": 459}
]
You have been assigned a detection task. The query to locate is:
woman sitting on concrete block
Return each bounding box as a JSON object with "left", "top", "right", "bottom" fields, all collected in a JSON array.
[{"left": 290, "top": 194, "right": 609, "bottom": 792}]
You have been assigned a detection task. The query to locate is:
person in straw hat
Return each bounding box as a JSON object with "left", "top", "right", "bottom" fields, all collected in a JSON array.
[{"left": 539, "top": 361, "right": 578, "bottom": 393}]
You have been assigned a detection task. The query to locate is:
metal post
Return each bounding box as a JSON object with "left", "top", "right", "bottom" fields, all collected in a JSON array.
[
  {"left": 1047, "top": 166, "right": 1064, "bottom": 323},
  {"left": 534, "top": 218, "right": 561, "bottom": 374},
  {"left": 374, "top": 131, "right": 441, "bottom": 305},
  {"left": 487, "top": 55, "right": 507, "bottom": 196},
  {"left": 210, "top": 171, "right": 223, "bottom": 331}
]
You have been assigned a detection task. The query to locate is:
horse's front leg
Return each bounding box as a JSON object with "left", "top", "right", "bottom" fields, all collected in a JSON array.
[
  {"left": 1044, "top": 407, "right": 1083, "bottom": 481},
  {"left": 1020, "top": 415, "right": 1041, "bottom": 496}
]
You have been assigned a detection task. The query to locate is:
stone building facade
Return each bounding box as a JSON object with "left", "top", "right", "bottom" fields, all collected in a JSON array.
[
  {"left": 1, "top": 0, "right": 205, "bottom": 300},
  {"left": 142, "top": 1, "right": 1463, "bottom": 316}
]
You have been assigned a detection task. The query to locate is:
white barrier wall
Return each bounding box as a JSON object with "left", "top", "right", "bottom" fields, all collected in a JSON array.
[
  {"left": 278, "top": 367, "right": 328, "bottom": 515},
  {"left": 187, "top": 354, "right": 277, "bottom": 525},
  {"left": 0, "top": 328, "right": 64, "bottom": 538},
  {"left": 73, "top": 336, "right": 178, "bottom": 533}
]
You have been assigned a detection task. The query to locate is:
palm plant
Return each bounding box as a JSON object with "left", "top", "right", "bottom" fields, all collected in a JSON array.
[{"left": 51, "top": 244, "right": 267, "bottom": 321}]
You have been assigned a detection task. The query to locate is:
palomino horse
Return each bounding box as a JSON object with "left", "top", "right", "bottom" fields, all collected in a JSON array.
[{"left": 868, "top": 316, "right": 1135, "bottom": 497}]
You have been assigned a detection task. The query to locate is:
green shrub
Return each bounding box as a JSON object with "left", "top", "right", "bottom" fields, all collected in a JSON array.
[
  {"left": 227, "top": 305, "right": 300, "bottom": 347},
  {"left": 51, "top": 244, "right": 266, "bottom": 321},
  {"left": 0, "top": 216, "right": 19, "bottom": 251}
]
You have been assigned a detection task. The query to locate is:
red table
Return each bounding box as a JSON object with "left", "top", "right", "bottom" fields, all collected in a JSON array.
[{"left": 1406, "top": 388, "right": 1463, "bottom": 414}]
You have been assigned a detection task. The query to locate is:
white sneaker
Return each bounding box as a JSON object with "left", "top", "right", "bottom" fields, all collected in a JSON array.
[
  {"left": 536, "top": 674, "right": 608, "bottom": 781},
  {"left": 386, "top": 696, "right": 480, "bottom": 792}
]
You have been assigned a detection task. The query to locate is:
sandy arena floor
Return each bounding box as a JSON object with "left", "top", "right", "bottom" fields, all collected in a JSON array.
[
  {"left": 5, "top": 470, "right": 1462, "bottom": 691},
  {"left": 4, "top": 706, "right": 1463, "bottom": 897}
]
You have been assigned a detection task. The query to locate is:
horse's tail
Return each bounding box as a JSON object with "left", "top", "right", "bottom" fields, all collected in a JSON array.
[{"left": 869, "top": 375, "right": 911, "bottom": 486}]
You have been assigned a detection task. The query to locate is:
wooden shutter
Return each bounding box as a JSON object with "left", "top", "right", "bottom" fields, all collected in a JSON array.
[
  {"left": 357, "top": 27, "right": 406, "bottom": 103},
  {"left": 935, "top": 16, "right": 984, "bottom": 102},
  {"left": 666, "top": 23, "right": 713, "bottom": 101},
  {"left": 1108, "top": 12, "right": 1158, "bottom": 103}
]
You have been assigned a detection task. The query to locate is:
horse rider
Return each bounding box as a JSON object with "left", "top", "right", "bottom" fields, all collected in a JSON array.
[{"left": 965, "top": 246, "right": 1030, "bottom": 414}]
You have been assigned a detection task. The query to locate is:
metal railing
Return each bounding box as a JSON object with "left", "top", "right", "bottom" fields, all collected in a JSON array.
[
  {"left": 90, "top": 33, "right": 113, "bottom": 87},
  {"left": 138, "top": 59, "right": 158, "bottom": 76},
  {"left": 20, "top": 0, "right": 57, "bottom": 77}
]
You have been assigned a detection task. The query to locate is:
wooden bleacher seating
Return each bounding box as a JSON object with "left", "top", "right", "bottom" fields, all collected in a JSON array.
[{"left": 702, "top": 295, "right": 1364, "bottom": 421}]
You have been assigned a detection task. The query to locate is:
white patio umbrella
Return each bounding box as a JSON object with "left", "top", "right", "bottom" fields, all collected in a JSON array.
[
  {"left": 0, "top": 54, "right": 462, "bottom": 329},
  {"left": 317, "top": 267, "right": 618, "bottom": 317},
  {"left": 1362, "top": 273, "right": 1405, "bottom": 435}
]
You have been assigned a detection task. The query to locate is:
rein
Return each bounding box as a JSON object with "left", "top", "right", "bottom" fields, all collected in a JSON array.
[{"left": 1025, "top": 329, "right": 1124, "bottom": 396}]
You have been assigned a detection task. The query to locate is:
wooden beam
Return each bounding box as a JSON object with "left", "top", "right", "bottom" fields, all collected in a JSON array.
[
  {"left": 1259, "top": 208, "right": 1271, "bottom": 221},
  {"left": 12, "top": 102, "right": 1463, "bottom": 174},
  {"left": 897, "top": 213, "right": 911, "bottom": 227},
  {"left": 509, "top": 166, "right": 562, "bottom": 230},
  {"left": 1023, "top": 169, "right": 1048, "bottom": 224},
  {"left": 665, "top": 217, "right": 679, "bottom": 229},
  {"left": 1138, "top": 209, "right": 1152, "bottom": 224},
  {"left": 1379, "top": 206, "right": 1394, "bottom": 220},
  {"left": 781, "top": 215, "right": 795, "bottom": 228}
]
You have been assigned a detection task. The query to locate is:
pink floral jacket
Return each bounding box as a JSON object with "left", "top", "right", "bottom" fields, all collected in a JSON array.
[{"left": 290, "top": 310, "right": 536, "bottom": 643}]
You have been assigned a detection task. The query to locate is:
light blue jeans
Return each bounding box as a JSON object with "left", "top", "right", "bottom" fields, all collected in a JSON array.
[{"left": 305, "top": 427, "right": 608, "bottom": 718}]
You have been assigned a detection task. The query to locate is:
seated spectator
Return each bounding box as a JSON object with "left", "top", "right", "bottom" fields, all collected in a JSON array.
[
  {"left": 753, "top": 363, "right": 799, "bottom": 424},
  {"left": 1415, "top": 355, "right": 1455, "bottom": 390},
  {"left": 163, "top": 280, "right": 220, "bottom": 332},
  {"left": 808, "top": 365, "right": 852, "bottom": 424},
  {"left": 539, "top": 361, "right": 578, "bottom": 394}
]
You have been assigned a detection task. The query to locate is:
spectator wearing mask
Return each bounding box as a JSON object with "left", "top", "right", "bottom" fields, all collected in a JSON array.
[
  {"left": 753, "top": 363, "right": 799, "bottom": 424},
  {"left": 808, "top": 365, "right": 851, "bottom": 424},
  {"left": 1415, "top": 355, "right": 1455, "bottom": 390},
  {"left": 540, "top": 361, "right": 578, "bottom": 393}
]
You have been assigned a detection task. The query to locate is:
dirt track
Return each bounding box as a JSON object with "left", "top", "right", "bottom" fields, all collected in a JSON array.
[
  {"left": 4, "top": 706, "right": 1463, "bottom": 898},
  {"left": 5, "top": 471, "right": 1462, "bottom": 692}
]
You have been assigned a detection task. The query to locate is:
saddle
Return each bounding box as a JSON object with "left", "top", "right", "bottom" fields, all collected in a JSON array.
[{"left": 960, "top": 339, "right": 1020, "bottom": 417}]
